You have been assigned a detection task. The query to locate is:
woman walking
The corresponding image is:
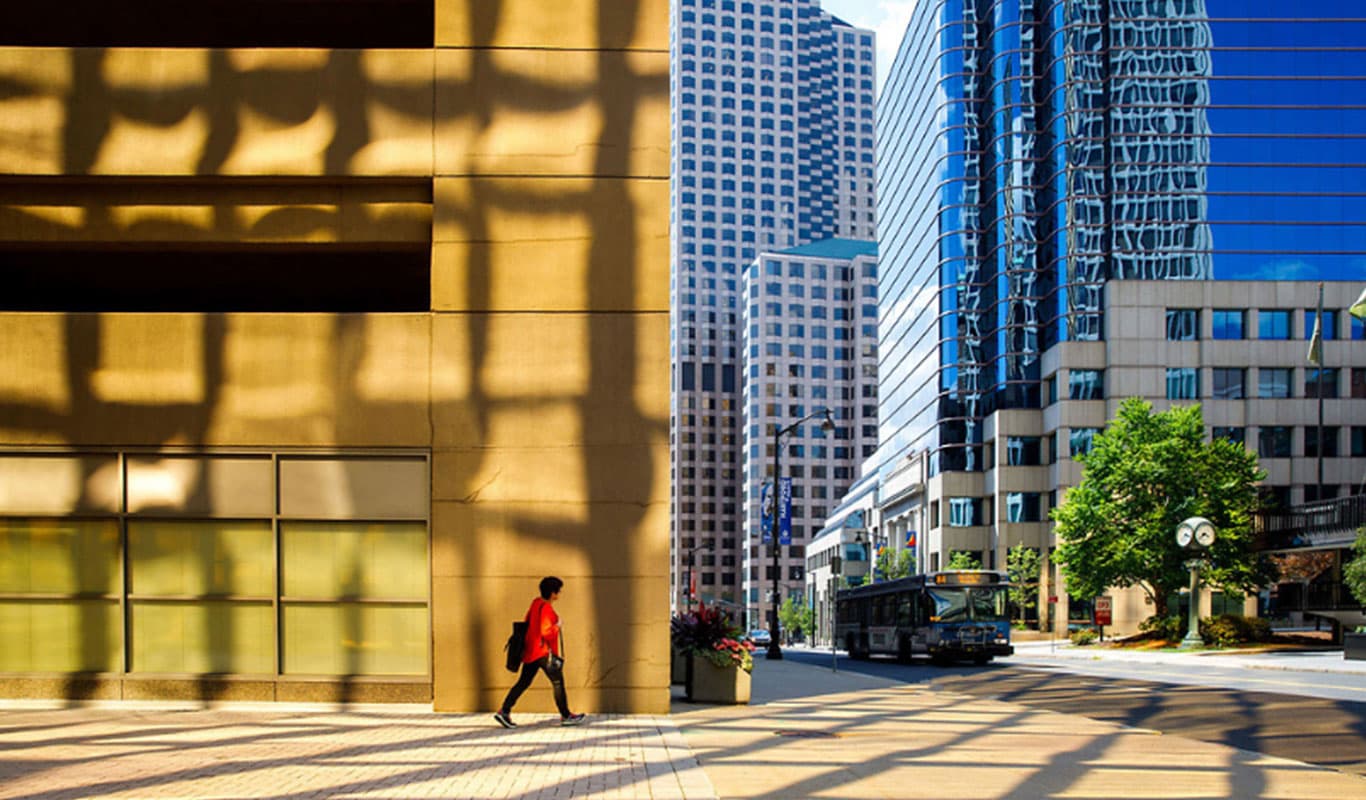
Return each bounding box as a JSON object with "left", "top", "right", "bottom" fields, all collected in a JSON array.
[{"left": 494, "top": 576, "right": 586, "bottom": 728}]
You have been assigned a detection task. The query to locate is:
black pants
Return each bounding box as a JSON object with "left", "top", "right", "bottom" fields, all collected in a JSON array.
[{"left": 500, "top": 656, "right": 571, "bottom": 717}]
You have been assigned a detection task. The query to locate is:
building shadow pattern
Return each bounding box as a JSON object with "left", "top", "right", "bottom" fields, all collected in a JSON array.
[{"left": 0, "top": 0, "right": 667, "bottom": 711}]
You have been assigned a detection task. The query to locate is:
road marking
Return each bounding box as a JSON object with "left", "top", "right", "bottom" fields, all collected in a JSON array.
[{"left": 1013, "top": 663, "right": 1366, "bottom": 697}]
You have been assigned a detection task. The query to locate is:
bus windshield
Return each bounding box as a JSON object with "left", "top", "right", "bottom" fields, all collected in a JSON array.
[{"left": 928, "top": 587, "right": 1009, "bottom": 623}]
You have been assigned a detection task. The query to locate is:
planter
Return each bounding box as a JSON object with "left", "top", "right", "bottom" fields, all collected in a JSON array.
[
  {"left": 1345, "top": 632, "right": 1366, "bottom": 661},
  {"left": 687, "top": 654, "right": 751, "bottom": 704},
  {"left": 671, "top": 649, "right": 688, "bottom": 685}
]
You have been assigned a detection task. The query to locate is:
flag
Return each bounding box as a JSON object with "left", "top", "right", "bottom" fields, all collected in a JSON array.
[
  {"left": 1351, "top": 286, "right": 1366, "bottom": 321},
  {"left": 1307, "top": 311, "right": 1322, "bottom": 366}
]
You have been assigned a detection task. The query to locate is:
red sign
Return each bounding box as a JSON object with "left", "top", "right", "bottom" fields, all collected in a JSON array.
[{"left": 1094, "top": 596, "right": 1113, "bottom": 626}]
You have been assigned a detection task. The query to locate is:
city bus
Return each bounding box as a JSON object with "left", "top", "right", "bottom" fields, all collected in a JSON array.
[{"left": 835, "top": 571, "right": 1014, "bottom": 664}]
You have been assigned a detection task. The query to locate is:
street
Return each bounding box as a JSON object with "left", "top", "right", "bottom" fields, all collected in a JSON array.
[{"left": 777, "top": 646, "right": 1366, "bottom": 778}]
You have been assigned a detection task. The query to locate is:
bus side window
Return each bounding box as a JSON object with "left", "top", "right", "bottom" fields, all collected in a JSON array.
[{"left": 897, "top": 594, "right": 912, "bottom": 627}]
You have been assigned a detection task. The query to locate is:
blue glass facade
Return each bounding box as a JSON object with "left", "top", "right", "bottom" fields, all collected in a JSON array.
[{"left": 877, "top": 0, "right": 1366, "bottom": 476}]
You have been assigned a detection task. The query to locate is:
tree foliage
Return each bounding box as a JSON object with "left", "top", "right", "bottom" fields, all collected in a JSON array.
[
  {"left": 876, "top": 547, "right": 915, "bottom": 581},
  {"left": 947, "top": 551, "right": 982, "bottom": 570},
  {"left": 1052, "top": 398, "right": 1273, "bottom": 618},
  {"left": 777, "top": 596, "right": 815, "bottom": 639},
  {"left": 1344, "top": 528, "right": 1366, "bottom": 608},
  {"left": 1006, "top": 544, "right": 1042, "bottom": 623}
]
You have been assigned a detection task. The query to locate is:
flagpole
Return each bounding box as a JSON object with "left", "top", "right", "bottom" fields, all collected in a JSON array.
[{"left": 1316, "top": 282, "right": 1324, "bottom": 498}]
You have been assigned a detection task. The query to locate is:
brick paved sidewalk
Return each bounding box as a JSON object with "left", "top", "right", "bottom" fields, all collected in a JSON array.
[{"left": 0, "top": 706, "right": 718, "bottom": 800}]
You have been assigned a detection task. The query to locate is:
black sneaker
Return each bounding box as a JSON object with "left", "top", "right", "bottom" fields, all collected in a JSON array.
[
  {"left": 493, "top": 711, "right": 517, "bottom": 729},
  {"left": 560, "top": 713, "right": 587, "bottom": 727}
]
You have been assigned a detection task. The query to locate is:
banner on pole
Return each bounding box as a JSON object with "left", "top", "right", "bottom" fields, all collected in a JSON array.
[
  {"left": 761, "top": 482, "right": 773, "bottom": 544},
  {"left": 779, "top": 477, "right": 792, "bottom": 545}
]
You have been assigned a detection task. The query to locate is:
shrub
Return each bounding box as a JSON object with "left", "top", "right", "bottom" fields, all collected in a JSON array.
[
  {"left": 1070, "top": 628, "right": 1098, "bottom": 646},
  {"left": 671, "top": 603, "right": 744, "bottom": 658},
  {"left": 1138, "top": 614, "right": 1184, "bottom": 641},
  {"left": 1199, "top": 614, "right": 1272, "bottom": 647}
]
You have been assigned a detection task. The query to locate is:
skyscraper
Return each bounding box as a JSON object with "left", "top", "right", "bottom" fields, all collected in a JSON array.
[
  {"left": 671, "top": 0, "right": 875, "bottom": 614},
  {"left": 740, "top": 239, "right": 878, "bottom": 627},
  {"left": 868, "top": 0, "right": 1366, "bottom": 632}
]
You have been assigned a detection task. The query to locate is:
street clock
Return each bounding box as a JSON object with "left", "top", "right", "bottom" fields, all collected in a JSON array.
[{"left": 1176, "top": 517, "right": 1216, "bottom": 550}]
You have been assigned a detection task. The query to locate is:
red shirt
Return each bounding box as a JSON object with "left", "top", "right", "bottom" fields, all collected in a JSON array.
[{"left": 522, "top": 597, "right": 561, "bottom": 663}]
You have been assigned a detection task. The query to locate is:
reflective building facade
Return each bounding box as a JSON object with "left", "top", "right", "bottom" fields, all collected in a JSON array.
[{"left": 869, "top": 0, "right": 1366, "bottom": 632}]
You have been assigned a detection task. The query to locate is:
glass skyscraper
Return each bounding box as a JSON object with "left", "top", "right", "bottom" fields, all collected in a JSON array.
[
  {"left": 868, "top": 0, "right": 1366, "bottom": 630},
  {"left": 671, "top": 0, "right": 875, "bottom": 613},
  {"left": 879, "top": 0, "right": 1366, "bottom": 480}
]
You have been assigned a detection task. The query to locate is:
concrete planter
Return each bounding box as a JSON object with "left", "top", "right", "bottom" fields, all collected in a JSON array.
[
  {"left": 687, "top": 654, "right": 751, "bottom": 704},
  {"left": 671, "top": 649, "right": 688, "bottom": 685},
  {"left": 1345, "top": 632, "right": 1366, "bottom": 661}
]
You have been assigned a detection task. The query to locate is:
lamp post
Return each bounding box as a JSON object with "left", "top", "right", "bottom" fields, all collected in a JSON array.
[
  {"left": 767, "top": 406, "right": 836, "bottom": 660},
  {"left": 683, "top": 540, "right": 715, "bottom": 614}
]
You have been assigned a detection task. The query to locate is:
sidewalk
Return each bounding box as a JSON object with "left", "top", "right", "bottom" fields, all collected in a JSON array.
[
  {"left": 2, "top": 655, "right": 1363, "bottom": 799},
  {"left": 1007, "top": 638, "right": 1366, "bottom": 675},
  {"left": 671, "top": 655, "right": 1366, "bottom": 799},
  {"left": 0, "top": 705, "right": 717, "bottom": 800}
]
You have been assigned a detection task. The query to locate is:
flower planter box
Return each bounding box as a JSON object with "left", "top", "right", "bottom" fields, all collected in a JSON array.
[
  {"left": 1345, "top": 632, "right": 1366, "bottom": 661},
  {"left": 687, "top": 654, "right": 751, "bottom": 704},
  {"left": 671, "top": 649, "right": 688, "bottom": 685}
]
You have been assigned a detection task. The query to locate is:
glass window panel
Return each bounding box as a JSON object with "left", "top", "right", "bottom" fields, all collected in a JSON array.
[
  {"left": 1068, "top": 369, "right": 1103, "bottom": 400},
  {"left": 282, "top": 522, "right": 428, "bottom": 600},
  {"left": 130, "top": 601, "right": 274, "bottom": 674},
  {"left": 1304, "top": 310, "right": 1338, "bottom": 341},
  {"left": 1166, "top": 368, "right": 1199, "bottom": 400},
  {"left": 1258, "top": 309, "right": 1290, "bottom": 340},
  {"left": 129, "top": 520, "right": 274, "bottom": 597},
  {"left": 1165, "top": 309, "right": 1199, "bottom": 341},
  {"left": 1258, "top": 368, "right": 1292, "bottom": 399},
  {"left": 282, "top": 603, "right": 427, "bottom": 676},
  {"left": 1212, "top": 368, "right": 1244, "bottom": 400},
  {"left": 1211, "top": 310, "right": 1244, "bottom": 340},
  {"left": 0, "top": 519, "right": 120, "bottom": 595},
  {"left": 0, "top": 599, "right": 121, "bottom": 672}
]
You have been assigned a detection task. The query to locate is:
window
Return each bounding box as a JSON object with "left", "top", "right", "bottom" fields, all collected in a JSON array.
[
  {"left": 1211, "top": 310, "right": 1244, "bottom": 340},
  {"left": 1069, "top": 428, "right": 1101, "bottom": 457},
  {"left": 1211, "top": 368, "right": 1244, "bottom": 400},
  {"left": 1304, "top": 310, "right": 1337, "bottom": 341},
  {"left": 1304, "top": 426, "right": 1340, "bottom": 458},
  {"left": 947, "top": 498, "right": 982, "bottom": 527},
  {"left": 1258, "top": 309, "right": 1291, "bottom": 340},
  {"left": 1212, "top": 426, "right": 1245, "bottom": 446},
  {"left": 1005, "top": 492, "right": 1042, "bottom": 522},
  {"left": 1352, "top": 427, "right": 1366, "bottom": 458},
  {"left": 1258, "top": 426, "right": 1292, "bottom": 458},
  {"left": 1068, "top": 369, "right": 1103, "bottom": 400},
  {"left": 1305, "top": 368, "right": 1339, "bottom": 399},
  {"left": 1045, "top": 374, "right": 1058, "bottom": 405},
  {"left": 1166, "top": 309, "right": 1199, "bottom": 340},
  {"left": 1258, "top": 368, "right": 1292, "bottom": 399},
  {"left": 1353, "top": 368, "right": 1366, "bottom": 399},
  {"left": 1005, "top": 436, "right": 1042, "bottom": 466},
  {"left": 1166, "top": 368, "right": 1199, "bottom": 400}
]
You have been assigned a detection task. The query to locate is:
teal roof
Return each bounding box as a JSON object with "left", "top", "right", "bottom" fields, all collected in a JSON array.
[{"left": 770, "top": 238, "right": 876, "bottom": 260}]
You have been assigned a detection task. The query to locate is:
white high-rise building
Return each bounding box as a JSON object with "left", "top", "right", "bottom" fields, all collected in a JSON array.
[
  {"left": 741, "top": 239, "right": 878, "bottom": 630},
  {"left": 670, "top": 0, "right": 876, "bottom": 615}
]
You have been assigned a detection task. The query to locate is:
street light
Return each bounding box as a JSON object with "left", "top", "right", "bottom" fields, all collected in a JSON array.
[
  {"left": 768, "top": 406, "right": 836, "bottom": 660},
  {"left": 683, "top": 540, "right": 714, "bottom": 614}
]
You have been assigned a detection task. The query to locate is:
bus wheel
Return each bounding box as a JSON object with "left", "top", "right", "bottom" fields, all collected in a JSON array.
[
  {"left": 972, "top": 654, "right": 991, "bottom": 666},
  {"left": 930, "top": 652, "right": 953, "bottom": 667}
]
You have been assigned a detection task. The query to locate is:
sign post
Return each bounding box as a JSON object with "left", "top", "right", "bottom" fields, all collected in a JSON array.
[
  {"left": 1094, "top": 595, "right": 1112, "bottom": 641},
  {"left": 830, "top": 554, "right": 842, "bottom": 673}
]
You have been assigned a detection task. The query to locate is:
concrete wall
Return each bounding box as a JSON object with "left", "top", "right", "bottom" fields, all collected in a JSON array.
[{"left": 0, "top": 0, "right": 670, "bottom": 712}]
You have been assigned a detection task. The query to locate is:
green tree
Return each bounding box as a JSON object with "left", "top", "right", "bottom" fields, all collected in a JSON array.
[
  {"left": 1343, "top": 528, "right": 1366, "bottom": 607},
  {"left": 1006, "top": 544, "right": 1042, "bottom": 624},
  {"left": 1052, "top": 398, "right": 1272, "bottom": 618},
  {"left": 947, "top": 551, "right": 982, "bottom": 570},
  {"left": 876, "top": 547, "right": 915, "bottom": 581},
  {"left": 777, "top": 596, "right": 815, "bottom": 641}
]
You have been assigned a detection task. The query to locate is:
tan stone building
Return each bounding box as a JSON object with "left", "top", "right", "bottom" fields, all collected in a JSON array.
[{"left": 0, "top": 1, "right": 670, "bottom": 712}]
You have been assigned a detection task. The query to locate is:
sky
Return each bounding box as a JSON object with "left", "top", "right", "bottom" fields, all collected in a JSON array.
[{"left": 819, "top": 0, "right": 918, "bottom": 91}]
